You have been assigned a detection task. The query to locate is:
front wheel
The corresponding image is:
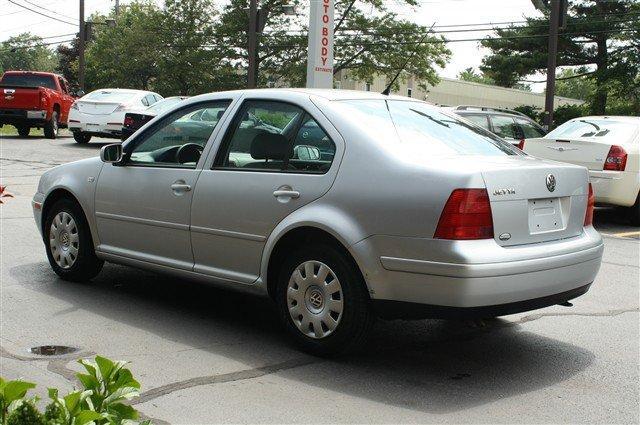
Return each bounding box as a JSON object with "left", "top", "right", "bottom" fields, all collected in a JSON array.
[
  {"left": 44, "top": 111, "right": 59, "bottom": 139},
  {"left": 44, "top": 198, "right": 103, "bottom": 281},
  {"left": 627, "top": 193, "right": 640, "bottom": 227},
  {"left": 73, "top": 132, "right": 91, "bottom": 144},
  {"left": 17, "top": 126, "right": 30, "bottom": 137},
  {"left": 275, "top": 244, "right": 374, "bottom": 356}
]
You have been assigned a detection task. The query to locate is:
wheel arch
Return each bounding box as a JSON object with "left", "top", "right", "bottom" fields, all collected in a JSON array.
[
  {"left": 263, "top": 219, "right": 371, "bottom": 300},
  {"left": 41, "top": 188, "right": 88, "bottom": 236}
]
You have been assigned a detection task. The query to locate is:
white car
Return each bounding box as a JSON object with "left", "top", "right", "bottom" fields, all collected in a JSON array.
[
  {"left": 68, "top": 89, "right": 163, "bottom": 144},
  {"left": 524, "top": 116, "right": 639, "bottom": 225}
]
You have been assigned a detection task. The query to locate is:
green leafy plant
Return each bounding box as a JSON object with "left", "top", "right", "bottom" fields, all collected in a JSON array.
[{"left": 0, "top": 356, "right": 151, "bottom": 425}]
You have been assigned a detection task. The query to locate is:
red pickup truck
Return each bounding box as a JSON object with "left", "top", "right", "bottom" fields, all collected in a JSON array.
[{"left": 0, "top": 71, "right": 76, "bottom": 139}]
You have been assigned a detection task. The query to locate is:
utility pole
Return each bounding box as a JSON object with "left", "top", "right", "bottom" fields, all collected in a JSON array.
[
  {"left": 115, "top": 0, "right": 120, "bottom": 17},
  {"left": 543, "top": 0, "right": 560, "bottom": 131},
  {"left": 247, "top": 0, "right": 258, "bottom": 88},
  {"left": 78, "top": 0, "right": 85, "bottom": 91}
]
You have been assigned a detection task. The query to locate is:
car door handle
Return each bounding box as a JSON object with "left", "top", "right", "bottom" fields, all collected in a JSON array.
[
  {"left": 171, "top": 183, "right": 192, "bottom": 192},
  {"left": 273, "top": 189, "right": 300, "bottom": 199}
]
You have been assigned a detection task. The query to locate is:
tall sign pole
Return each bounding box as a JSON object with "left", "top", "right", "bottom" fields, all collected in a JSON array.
[
  {"left": 78, "top": 0, "right": 85, "bottom": 91},
  {"left": 306, "top": 0, "right": 334, "bottom": 88},
  {"left": 543, "top": 0, "right": 560, "bottom": 131}
]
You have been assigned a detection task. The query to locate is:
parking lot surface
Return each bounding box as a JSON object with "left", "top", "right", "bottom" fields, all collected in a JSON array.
[{"left": 1, "top": 133, "right": 638, "bottom": 424}]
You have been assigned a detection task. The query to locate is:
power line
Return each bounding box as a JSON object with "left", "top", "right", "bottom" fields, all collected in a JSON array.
[
  {"left": 6, "top": 0, "right": 75, "bottom": 25},
  {"left": 0, "top": 37, "right": 74, "bottom": 53},
  {"left": 20, "top": 0, "right": 76, "bottom": 21}
]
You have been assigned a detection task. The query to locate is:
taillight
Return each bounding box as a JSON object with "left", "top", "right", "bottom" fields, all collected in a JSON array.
[
  {"left": 434, "top": 189, "right": 494, "bottom": 240},
  {"left": 123, "top": 116, "right": 134, "bottom": 127},
  {"left": 603, "top": 145, "right": 627, "bottom": 171},
  {"left": 584, "top": 183, "right": 595, "bottom": 226},
  {"left": 40, "top": 91, "right": 48, "bottom": 108},
  {"left": 517, "top": 139, "right": 525, "bottom": 150}
]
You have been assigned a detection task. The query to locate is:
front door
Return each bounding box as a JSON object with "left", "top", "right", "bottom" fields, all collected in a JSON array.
[
  {"left": 94, "top": 100, "right": 231, "bottom": 269},
  {"left": 190, "top": 99, "right": 342, "bottom": 283}
]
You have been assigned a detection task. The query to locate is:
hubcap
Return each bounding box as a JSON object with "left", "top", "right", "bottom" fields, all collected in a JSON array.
[
  {"left": 49, "top": 212, "right": 79, "bottom": 269},
  {"left": 287, "top": 260, "right": 344, "bottom": 339}
]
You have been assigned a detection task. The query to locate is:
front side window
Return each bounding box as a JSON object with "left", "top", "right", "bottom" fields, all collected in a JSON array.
[
  {"left": 217, "top": 100, "right": 335, "bottom": 173},
  {"left": 490, "top": 115, "right": 519, "bottom": 139},
  {"left": 127, "top": 101, "right": 230, "bottom": 168}
]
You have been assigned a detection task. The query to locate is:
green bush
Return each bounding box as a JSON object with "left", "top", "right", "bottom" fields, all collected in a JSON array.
[{"left": 0, "top": 356, "right": 151, "bottom": 425}]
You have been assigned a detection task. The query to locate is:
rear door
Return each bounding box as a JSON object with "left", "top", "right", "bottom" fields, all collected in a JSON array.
[
  {"left": 190, "top": 98, "right": 343, "bottom": 284},
  {"left": 489, "top": 115, "right": 521, "bottom": 144}
]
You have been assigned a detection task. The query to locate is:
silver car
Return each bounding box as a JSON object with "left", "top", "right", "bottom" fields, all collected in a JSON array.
[{"left": 33, "top": 89, "right": 604, "bottom": 355}]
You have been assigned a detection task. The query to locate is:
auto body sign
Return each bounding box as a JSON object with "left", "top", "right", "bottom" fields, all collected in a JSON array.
[{"left": 306, "top": 0, "right": 334, "bottom": 89}]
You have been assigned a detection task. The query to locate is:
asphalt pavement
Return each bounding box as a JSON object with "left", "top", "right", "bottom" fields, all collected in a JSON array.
[{"left": 1, "top": 133, "right": 638, "bottom": 424}]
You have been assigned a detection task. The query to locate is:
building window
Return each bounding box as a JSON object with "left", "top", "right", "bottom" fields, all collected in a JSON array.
[
  {"left": 365, "top": 82, "right": 371, "bottom": 92},
  {"left": 407, "top": 88, "right": 412, "bottom": 98}
]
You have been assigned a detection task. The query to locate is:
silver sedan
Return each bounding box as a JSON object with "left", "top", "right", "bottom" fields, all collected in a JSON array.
[{"left": 33, "top": 89, "right": 604, "bottom": 355}]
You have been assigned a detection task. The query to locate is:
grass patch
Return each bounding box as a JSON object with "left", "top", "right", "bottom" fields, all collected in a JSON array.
[{"left": 0, "top": 125, "right": 44, "bottom": 137}]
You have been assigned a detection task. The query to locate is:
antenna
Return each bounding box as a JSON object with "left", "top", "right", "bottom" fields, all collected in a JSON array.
[{"left": 382, "top": 22, "right": 436, "bottom": 96}]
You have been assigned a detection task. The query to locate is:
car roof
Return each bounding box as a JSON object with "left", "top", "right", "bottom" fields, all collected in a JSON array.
[
  {"left": 3, "top": 70, "right": 62, "bottom": 78},
  {"left": 195, "top": 88, "right": 423, "bottom": 102},
  {"left": 570, "top": 116, "right": 640, "bottom": 123}
]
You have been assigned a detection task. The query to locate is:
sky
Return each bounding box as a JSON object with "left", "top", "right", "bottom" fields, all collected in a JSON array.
[{"left": 0, "top": 0, "right": 545, "bottom": 91}]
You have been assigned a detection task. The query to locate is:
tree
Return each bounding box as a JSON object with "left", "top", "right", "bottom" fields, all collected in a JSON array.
[
  {"left": 56, "top": 37, "right": 80, "bottom": 90},
  {"left": 215, "top": 0, "right": 451, "bottom": 90},
  {"left": 480, "top": 0, "right": 639, "bottom": 114},
  {"left": 457, "top": 67, "right": 494, "bottom": 85},
  {"left": 554, "top": 66, "right": 595, "bottom": 100},
  {"left": 0, "top": 33, "right": 57, "bottom": 74}
]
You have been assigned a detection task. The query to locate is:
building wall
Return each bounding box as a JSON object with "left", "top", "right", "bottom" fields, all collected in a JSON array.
[{"left": 334, "top": 71, "right": 584, "bottom": 110}]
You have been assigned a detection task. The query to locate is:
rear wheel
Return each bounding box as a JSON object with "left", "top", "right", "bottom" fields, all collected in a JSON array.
[
  {"left": 73, "top": 132, "right": 91, "bottom": 144},
  {"left": 275, "top": 243, "right": 374, "bottom": 356},
  {"left": 17, "top": 126, "right": 30, "bottom": 137},
  {"left": 44, "top": 198, "right": 103, "bottom": 281},
  {"left": 44, "top": 111, "right": 59, "bottom": 139}
]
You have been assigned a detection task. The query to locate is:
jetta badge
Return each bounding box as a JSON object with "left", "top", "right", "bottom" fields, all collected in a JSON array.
[{"left": 546, "top": 174, "right": 556, "bottom": 192}]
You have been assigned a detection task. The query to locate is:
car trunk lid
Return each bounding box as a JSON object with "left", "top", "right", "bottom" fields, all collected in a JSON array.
[
  {"left": 75, "top": 100, "right": 123, "bottom": 115},
  {"left": 479, "top": 156, "right": 589, "bottom": 247},
  {"left": 524, "top": 137, "right": 612, "bottom": 171},
  {"left": 0, "top": 86, "right": 42, "bottom": 109}
]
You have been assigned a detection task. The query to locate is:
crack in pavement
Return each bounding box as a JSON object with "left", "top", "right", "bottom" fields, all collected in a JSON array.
[
  {"left": 601, "top": 260, "right": 640, "bottom": 268},
  {"left": 513, "top": 307, "right": 639, "bottom": 325},
  {"left": 132, "top": 356, "right": 319, "bottom": 405}
]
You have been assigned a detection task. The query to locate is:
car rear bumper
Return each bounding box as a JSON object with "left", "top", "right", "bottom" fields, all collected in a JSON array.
[
  {"left": 589, "top": 170, "right": 640, "bottom": 207},
  {"left": 352, "top": 227, "right": 603, "bottom": 316},
  {"left": 68, "top": 110, "right": 124, "bottom": 138},
  {"left": 0, "top": 109, "right": 48, "bottom": 126}
]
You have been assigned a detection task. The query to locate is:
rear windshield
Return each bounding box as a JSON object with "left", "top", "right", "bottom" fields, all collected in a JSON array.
[
  {"left": 0, "top": 74, "right": 56, "bottom": 89},
  {"left": 339, "top": 100, "right": 518, "bottom": 156},
  {"left": 147, "top": 97, "right": 187, "bottom": 114},
  {"left": 84, "top": 90, "right": 138, "bottom": 102},
  {"left": 546, "top": 119, "right": 638, "bottom": 141}
]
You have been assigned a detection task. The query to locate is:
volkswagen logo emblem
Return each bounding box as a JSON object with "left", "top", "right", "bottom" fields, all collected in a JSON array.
[{"left": 546, "top": 174, "right": 556, "bottom": 192}]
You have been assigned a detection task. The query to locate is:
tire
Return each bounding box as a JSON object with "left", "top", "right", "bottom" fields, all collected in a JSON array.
[
  {"left": 627, "top": 194, "right": 640, "bottom": 227},
  {"left": 275, "top": 243, "right": 375, "bottom": 356},
  {"left": 44, "top": 110, "right": 59, "bottom": 139},
  {"left": 73, "top": 132, "right": 91, "bottom": 144},
  {"left": 44, "top": 198, "right": 103, "bottom": 282},
  {"left": 17, "top": 126, "right": 30, "bottom": 137}
]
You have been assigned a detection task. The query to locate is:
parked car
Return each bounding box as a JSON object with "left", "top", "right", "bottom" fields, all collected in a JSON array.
[
  {"left": 33, "top": 89, "right": 603, "bottom": 355},
  {"left": 121, "top": 96, "right": 189, "bottom": 141},
  {"left": 451, "top": 105, "right": 546, "bottom": 149},
  {"left": 68, "top": 89, "right": 163, "bottom": 143},
  {"left": 0, "top": 71, "right": 76, "bottom": 139},
  {"left": 523, "top": 116, "right": 640, "bottom": 225}
]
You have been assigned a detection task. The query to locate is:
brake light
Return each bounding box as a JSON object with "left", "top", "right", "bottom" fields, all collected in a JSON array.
[
  {"left": 434, "top": 189, "right": 494, "bottom": 240},
  {"left": 584, "top": 183, "right": 595, "bottom": 226},
  {"left": 123, "top": 116, "right": 134, "bottom": 127},
  {"left": 40, "top": 91, "right": 48, "bottom": 108},
  {"left": 517, "top": 139, "right": 525, "bottom": 150},
  {"left": 603, "top": 145, "right": 627, "bottom": 171}
]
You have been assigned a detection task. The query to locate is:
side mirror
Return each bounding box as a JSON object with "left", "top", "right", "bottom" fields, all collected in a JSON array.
[
  {"left": 100, "top": 143, "right": 123, "bottom": 163},
  {"left": 75, "top": 89, "right": 85, "bottom": 97},
  {"left": 293, "top": 145, "right": 321, "bottom": 161}
]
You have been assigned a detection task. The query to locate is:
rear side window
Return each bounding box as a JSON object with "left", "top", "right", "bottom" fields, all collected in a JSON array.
[
  {"left": 490, "top": 115, "right": 519, "bottom": 139},
  {"left": 515, "top": 117, "right": 545, "bottom": 138},
  {"left": 1, "top": 74, "right": 56, "bottom": 89},
  {"left": 463, "top": 114, "right": 490, "bottom": 130},
  {"left": 216, "top": 100, "right": 336, "bottom": 173}
]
